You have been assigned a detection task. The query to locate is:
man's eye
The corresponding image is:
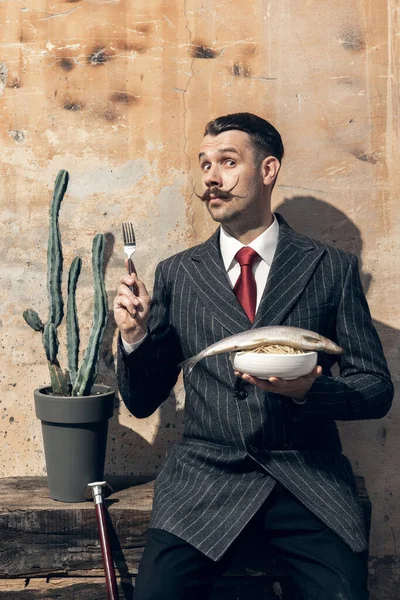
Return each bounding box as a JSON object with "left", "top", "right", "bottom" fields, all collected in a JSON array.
[
  {"left": 202, "top": 163, "right": 211, "bottom": 171},
  {"left": 225, "top": 159, "right": 236, "bottom": 167}
]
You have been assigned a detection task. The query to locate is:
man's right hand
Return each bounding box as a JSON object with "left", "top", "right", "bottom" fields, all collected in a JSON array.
[{"left": 113, "top": 267, "right": 151, "bottom": 344}]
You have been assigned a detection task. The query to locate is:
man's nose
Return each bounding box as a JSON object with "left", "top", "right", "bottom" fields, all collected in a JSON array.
[{"left": 204, "top": 164, "right": 222, "bottom": 187}]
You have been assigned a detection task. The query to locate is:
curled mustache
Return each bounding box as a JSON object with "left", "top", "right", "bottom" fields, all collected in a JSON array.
[{"left": 193, "top": 177, "right": 246, "bottom": 202}]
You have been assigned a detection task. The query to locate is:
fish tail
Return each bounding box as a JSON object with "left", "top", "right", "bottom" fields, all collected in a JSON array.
[{"left": 179, "top": 354, "right": 201, "bottom": 375}]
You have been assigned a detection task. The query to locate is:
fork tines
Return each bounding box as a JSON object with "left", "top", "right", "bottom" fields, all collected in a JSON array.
[
  {"left": 122, "top": 222, "right": 136, "bottom": 245},
  {"left": 122, "top": 222, "right": 136, "bottom": 284}
]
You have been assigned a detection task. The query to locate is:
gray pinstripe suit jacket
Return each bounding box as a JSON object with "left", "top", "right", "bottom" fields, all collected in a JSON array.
[{"left": 117, "top": 213, "right": 393, "bottom": 561}]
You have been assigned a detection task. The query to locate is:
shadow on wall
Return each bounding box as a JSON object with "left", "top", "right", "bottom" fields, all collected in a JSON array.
[
  {"left": 275, "top": 195, "right": 399, "bottom": 386},
  {"left": 276, "top": 196, "right": 399, "bottom": 483},
  {"left": 97, "top": 196, "right": 399, "bottom": 478}
]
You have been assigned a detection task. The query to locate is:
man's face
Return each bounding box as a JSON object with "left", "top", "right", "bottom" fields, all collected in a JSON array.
[{"left": 198, "top": 130, "right": 267, "bottom": 228}]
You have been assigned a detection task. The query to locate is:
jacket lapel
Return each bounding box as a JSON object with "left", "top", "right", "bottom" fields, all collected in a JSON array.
[
  {"left": 253, "top": 214, "right": 325, "bottom": 327},
  {"left": 183, "top": 230, "right": 251, "bottom": 335},
  {"left": 182, "top": 214, "right": 326, "bottom": 334}
]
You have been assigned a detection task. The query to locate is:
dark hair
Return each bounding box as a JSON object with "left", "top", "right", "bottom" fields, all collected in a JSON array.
[{"left": 204, "top": 112, "right": 284, "bottom": 163}]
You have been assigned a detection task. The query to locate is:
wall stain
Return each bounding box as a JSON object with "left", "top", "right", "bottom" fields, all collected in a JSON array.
[
  {"left": 0, "top": 63, "right": 8, "bottom": 96},
  {"left": 353, "top": 150, "right": 380, "bottom": 164},
  {"left": 243, "top": 44, "right": 257, "bottom": 56},
  {"left": 63, "top": 100, "right": 84, "bottom": 111},
  {"left": 336, "top": 76, "right": 354, "bottom": 86},
  {"left": 87, "top": 46, "right": 112, "bottom": 66},
  {"left": 8, "top": 76, "right": 21, "bottom": 89},
  {"left": 58, "top": 57, "right": 75, "bottom": 71},
  {"left": 103, "top": 109, "right": 118, "bottom": 122},
  {"left": 136, "top": 23, "right": 152, "bottom": 35},
  {"left": 19, "top": 30, "right": 32, "bottom": 44},
  {"left": 232, "top": 63, "right": 252, "bottom": 77},
  {"left": 190, "top": 43, "right": 218, "bottom": 59},
  {"left": 340, "top": 29, "right": 365, "bottom": 52},
  {"left": 110, "top": 92, "right": 139, "bottom": 105},
  {"left": 8, "top": 130, "right": 26, "bottom": 143},
  {"left": 118, "top": 41, "right": 147, "bottom": 53}
]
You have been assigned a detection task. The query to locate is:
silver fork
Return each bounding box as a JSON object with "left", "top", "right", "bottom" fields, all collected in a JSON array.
[{"left": 122, "top": 222, "right": 136, "bottom": 291}]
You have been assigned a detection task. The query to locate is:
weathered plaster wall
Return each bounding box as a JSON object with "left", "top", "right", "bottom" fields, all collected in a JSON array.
[{"left": 0, "top": 0, "right": 399, "bottom": 569}]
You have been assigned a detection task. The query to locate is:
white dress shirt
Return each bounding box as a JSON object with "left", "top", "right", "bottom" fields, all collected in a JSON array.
[
  {"left": 122, "top": 216, "right": 280, "bottom": 354},
  {"left": 219, "top": 215, "right": 279, "bottom": 310}
]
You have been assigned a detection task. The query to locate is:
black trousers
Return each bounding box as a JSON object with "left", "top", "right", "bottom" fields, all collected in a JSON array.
[{"left": 134, "top": 483, "right": 369, "bottom": 600}]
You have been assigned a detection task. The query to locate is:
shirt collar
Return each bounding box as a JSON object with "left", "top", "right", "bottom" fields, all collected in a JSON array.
[{"left": 219, "top": 214, "right": 280, "bottom": 271}]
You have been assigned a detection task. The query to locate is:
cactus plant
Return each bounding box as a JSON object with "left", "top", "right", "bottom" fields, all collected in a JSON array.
[
  {"left": 72, "top": 234, "right": 108, "bottom": 397},
  {"left": 22, "top": 309, "right": 45, "bottom": 333},
  {"left": 23, "top": 170, "right": 108, "bottom": 396},
  {"left": 66, "top": 256, "right": 82, "bottom": 387}
]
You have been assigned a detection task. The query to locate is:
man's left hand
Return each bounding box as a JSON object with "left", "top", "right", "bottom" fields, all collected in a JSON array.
[{"left": 234, "top": 365, "right": 322, "bottom": 402}]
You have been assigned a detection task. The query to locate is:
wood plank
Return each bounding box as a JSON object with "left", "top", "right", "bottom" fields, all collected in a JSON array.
[
  {"left": 0, "top": 577, "right": 132, "bottom": 599},
  {"left": 0, "top": 476, "right": 154, "bottom": 511},
  {"left": 0, "top": 477, "right": 153, "bottom": 578},
  {"left": 0, "top": 476, "right": 371, "bottom": 579},
  {"left": 0, "top": 577, "right": 297, "bottom": 599}
]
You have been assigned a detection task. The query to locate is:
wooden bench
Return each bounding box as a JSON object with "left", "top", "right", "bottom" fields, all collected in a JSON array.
[{"left": 0, "top": 476, "right": 371, "bottom": 599}]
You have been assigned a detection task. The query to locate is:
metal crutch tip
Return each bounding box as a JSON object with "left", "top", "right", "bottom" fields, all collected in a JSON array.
[{"left": 85, "top": 481, "right": 113, "bottom": 501}]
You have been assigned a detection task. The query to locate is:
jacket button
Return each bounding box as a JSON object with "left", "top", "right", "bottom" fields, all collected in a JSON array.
[
  {"left": 249, "top": 445, "right": 259, "bottom": 454},
  {"left": 235, "top": 389, "right": 248, "bottom": 400}
]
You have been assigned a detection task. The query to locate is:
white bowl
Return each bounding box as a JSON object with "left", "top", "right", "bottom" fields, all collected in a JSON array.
[{"left": 231, "top": 351, "right": 317, "bottom": 380}]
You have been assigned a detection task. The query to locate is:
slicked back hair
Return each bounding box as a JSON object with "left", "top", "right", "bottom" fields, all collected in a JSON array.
[{"left": 204, "top": 112, "right": 284, "bottom": 164}]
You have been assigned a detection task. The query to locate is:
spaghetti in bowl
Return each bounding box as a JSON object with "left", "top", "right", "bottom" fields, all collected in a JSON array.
[{"left": 231, "top": 346, "right": 317, "bottom": 380}]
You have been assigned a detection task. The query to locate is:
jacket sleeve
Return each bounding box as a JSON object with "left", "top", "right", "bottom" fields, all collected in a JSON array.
[
  {"left": 300, "top": 254, "right": 394, "bottom": 420},
  {"left": 117, "top": 262, "right": 184, "bottom": 418}
]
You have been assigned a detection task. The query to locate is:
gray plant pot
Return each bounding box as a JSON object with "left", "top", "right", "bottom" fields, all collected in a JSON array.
[{"left": 34, "top": 385, "right": 115, "bottom": 503}]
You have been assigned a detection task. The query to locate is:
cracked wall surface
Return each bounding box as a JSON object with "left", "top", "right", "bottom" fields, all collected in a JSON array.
[{"left": 0, "top": 0, "right": 399, "bottom": 564}]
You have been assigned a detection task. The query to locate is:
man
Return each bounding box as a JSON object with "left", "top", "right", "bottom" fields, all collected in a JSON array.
[{"left": 114, "top": 113, "right": 393, "bottom": 599}]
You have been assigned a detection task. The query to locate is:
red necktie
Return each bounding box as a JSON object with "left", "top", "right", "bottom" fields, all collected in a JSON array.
[{"left": 233, "top": 247, "right": 259, "bottom": 322}]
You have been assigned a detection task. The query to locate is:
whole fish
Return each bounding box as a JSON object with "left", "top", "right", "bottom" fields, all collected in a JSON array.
[{"left": 180, "top": 326, "right": 344, "bottom": 374}]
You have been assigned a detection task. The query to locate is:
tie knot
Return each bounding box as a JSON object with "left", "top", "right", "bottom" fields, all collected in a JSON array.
[{"left": 235, "top": 247, "right": 259, "bottom": 267}]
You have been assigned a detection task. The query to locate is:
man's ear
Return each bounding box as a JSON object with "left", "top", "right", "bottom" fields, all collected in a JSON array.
[{"left": 261, "top": 156, "right": 281, "bottom": 186}]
